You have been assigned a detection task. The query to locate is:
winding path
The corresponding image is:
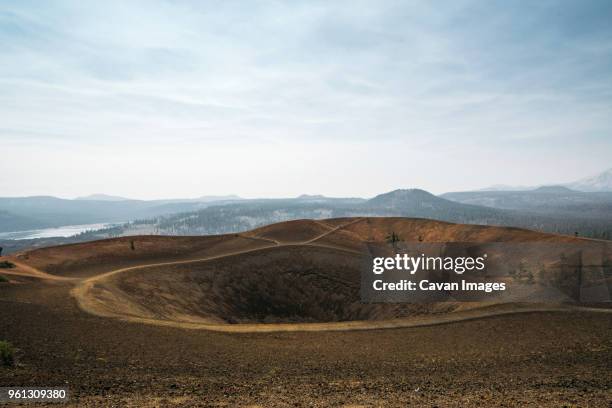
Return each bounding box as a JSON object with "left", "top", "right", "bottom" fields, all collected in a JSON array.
[{"left": 64, "top": 219, "right": 612, "bottom": 332}]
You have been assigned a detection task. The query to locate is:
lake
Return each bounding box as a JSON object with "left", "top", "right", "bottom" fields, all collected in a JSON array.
[{"left": 0, "top": 223, "right": 115, "bottom": 240}]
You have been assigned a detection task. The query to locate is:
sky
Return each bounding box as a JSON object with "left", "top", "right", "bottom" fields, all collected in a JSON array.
[{"left": 1, "top": 0, "right": 611, "bottom": 199}]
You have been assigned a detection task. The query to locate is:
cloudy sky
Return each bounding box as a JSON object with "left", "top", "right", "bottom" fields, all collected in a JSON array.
[{"left": 1, "top": 0, "right": 611, "bottom": 199}]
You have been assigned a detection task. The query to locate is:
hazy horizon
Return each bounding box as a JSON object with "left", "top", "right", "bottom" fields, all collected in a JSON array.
[
  {"left": 2, "top": 1, "right": 612, "bottom": 199},
  {"left": 2, "top": 164, "right": 610, "bottom": 201}
]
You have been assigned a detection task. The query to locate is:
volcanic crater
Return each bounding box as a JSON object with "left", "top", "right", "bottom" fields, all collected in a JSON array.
[{"left": 10, "top": 217, "right": 609, "bottom": 330}]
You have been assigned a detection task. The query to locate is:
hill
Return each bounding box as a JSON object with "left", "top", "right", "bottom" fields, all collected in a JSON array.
[
  {"left": 0, "top": 195, "right": 239, "bottom": 233},
  {"left": 479, "top": 168, "right": 612, "bottom": 192},
  {"left": 0, "top": 209, "right": 48, "bottom": 232},
  {"left": 441, "top": 187, "right": 612, "bottom": 222},
  {"left": 532, "top": 185, "right": 577, "bottom": 193},
  {"left": 11, "top": 216, "right": 608, "bottom": 330},
  {"left": 365, "top": 189, "right": 511, "bottom": 222},
  {"left": 567, "top": 168, "right": 612, "bottom": 192}
]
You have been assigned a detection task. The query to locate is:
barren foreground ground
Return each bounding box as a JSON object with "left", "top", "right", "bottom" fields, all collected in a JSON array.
[{"left": 1, "top": 218, "right": 611, "bottom": 406}]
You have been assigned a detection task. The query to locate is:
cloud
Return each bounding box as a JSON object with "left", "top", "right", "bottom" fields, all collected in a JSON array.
[{"left": 1, "top": 0, "right": 611, "bottom": 197}]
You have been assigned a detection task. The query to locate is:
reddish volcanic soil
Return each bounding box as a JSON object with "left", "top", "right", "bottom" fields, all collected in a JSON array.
[{"left": 0, "top": 217, "right": 610, "bottom": 406}]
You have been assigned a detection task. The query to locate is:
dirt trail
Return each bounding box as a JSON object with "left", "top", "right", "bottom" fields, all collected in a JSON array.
[
  {"left": 1, "top": 259, "right": 76, "bottom": 281},
  {"left": 303, "top": 218, "right": 364, "bottom": 244}
]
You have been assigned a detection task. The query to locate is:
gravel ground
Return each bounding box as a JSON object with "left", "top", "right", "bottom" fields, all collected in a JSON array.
[{"left": 1, "top": 278, "right": 611, "bottom": 407}]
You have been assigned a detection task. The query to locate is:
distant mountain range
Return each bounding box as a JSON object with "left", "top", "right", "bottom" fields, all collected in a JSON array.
[
  {"left": 566, "top": 168, "right": 612, "bottom": 192},
  {"left": 481, "top": 168, "right": 612, "bottom": 192},
  {"left": 2, "top": 187, "right": 611, "bottom": 254},
  {"left": 442, "top": 186, "right": 612, "bottom": 219},
  {"left": 1, "top": 171, "right": 612, "bottom": 245},
  {"left": 0, "top": 195, "right": 243, "bottom": 233},
  {"left": 72, "top": 188, "right": 611, "bottom": 241}
]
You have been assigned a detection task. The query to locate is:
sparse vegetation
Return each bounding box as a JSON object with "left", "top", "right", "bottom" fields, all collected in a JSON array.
[
  {"left": 385, "top": 231, "right": 401, "bottom": 250},
  {"left": 0, "top": 341, "right": 15, "bottom": 367},
  {"left": 0, "top": 261, "right": 15, "bottom": 269}
]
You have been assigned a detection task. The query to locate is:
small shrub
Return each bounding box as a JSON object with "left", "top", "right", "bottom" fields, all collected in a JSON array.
[
  {"left": 385, "top": 231, "right": 401, "bottom": 251},
  {"left": 0, "top": 341, "right": 15, "bottom": 367},
  {"left": 0, "top": 275, "right": 8, "bottom": 283},
  {"left": 0, "top": 261, "right": 16, "bottom": 269}
]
